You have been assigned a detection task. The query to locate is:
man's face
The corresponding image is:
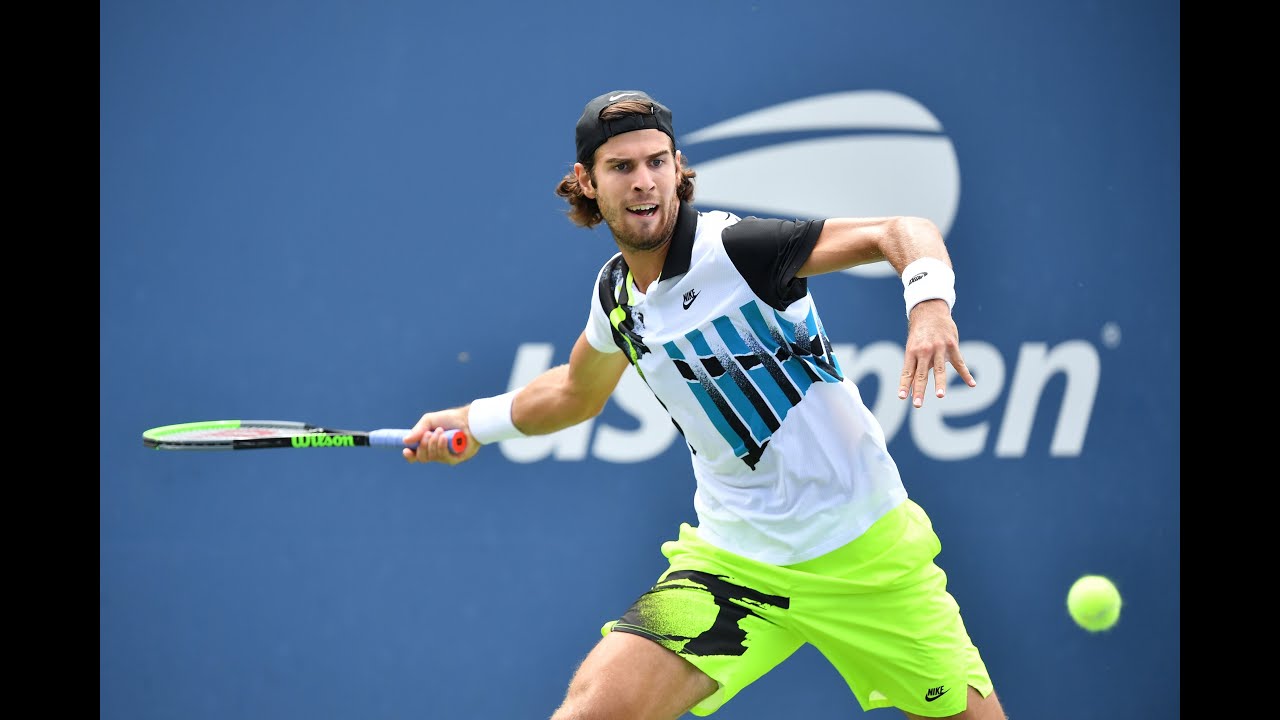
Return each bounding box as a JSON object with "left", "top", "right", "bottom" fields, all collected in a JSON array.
[{"left": 579, "top": 129, "right": 680, "bottom": 253}]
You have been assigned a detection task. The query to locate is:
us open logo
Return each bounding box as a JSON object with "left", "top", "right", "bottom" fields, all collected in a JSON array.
[{"left": 683, "top": 90, "right": 959, "bottom": 279}]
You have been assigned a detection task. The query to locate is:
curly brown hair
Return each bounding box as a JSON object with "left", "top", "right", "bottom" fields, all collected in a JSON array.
[{"left": 554, "top": 100, "right": 697, "bottom": 229}]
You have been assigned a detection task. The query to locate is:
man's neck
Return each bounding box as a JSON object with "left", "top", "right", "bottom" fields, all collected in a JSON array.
[{"left": 617, "top": 238, "right": 670, "bottom": 293}]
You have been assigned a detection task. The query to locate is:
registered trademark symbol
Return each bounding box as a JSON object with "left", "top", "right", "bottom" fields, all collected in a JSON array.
[{"left": 1100, "top": 322, "right": 1121, "bottom": 349}]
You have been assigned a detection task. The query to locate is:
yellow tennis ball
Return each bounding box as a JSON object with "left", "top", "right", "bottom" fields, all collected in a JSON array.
[{"left": 1067, "top": 574, "right": 1122, "bottom": 632}]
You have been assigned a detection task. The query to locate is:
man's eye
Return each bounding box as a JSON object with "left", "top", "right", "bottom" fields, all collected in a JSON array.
[
  {"left": 614, "top": 162, "right": 629, "bottom": 171},
  {"left": 650, "top": 159, "right": 664, "bottom": 168}
]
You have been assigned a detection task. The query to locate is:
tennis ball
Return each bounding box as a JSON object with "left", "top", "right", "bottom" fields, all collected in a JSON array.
[{"left": 1067, "top": 575, "right": 1122, "bottom": 632}]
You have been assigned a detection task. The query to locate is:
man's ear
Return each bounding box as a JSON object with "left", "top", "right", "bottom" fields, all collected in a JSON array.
[{"left": 573, "top": 162, "right": 596, "bottom": 200}]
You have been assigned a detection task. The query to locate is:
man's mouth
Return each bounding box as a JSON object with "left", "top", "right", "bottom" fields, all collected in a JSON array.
[{"left": 627, "top": 204, "right": 658, "bottom": 217}]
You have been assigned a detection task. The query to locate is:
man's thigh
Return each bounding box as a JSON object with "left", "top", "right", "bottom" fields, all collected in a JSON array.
[{"left": 552, "top": 631, "right": 719, "bottom": 720}]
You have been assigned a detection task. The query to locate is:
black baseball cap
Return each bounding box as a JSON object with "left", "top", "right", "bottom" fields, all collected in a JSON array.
[{"left": 575, "top": 90, "right": 675, "bottom": 165}]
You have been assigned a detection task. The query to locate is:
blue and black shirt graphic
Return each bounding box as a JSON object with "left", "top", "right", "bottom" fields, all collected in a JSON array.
[{"left": 596, "top": 204, "right": 838, "bottom": 469}]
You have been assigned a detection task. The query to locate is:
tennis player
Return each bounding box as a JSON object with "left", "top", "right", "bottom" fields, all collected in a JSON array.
[{"left": 403, "top": 90, "right": 1006, "bottom": 720}]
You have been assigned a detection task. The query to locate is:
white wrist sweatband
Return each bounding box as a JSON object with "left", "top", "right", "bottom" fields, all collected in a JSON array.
[
  {"left": 468, "top": 389, "right": 528, "bottom": 444},
  {"left": 901, "top": 257, "right": 956, "bottom": 317}
]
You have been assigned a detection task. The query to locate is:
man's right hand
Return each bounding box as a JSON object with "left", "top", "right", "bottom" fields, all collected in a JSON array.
[{"left": 403, "top": 406, "right": 480, "bottom": 465}]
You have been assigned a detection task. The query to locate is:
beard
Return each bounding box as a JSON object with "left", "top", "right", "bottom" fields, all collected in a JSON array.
[{"left": 602, "top": 200, "right": 679, "bottom": 254}]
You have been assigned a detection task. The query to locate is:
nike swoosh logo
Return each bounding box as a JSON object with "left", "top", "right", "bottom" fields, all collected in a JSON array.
[
  {"left": 609, "top": 92, "right": 638, "bottom": 101},
  {"left": 924, "top": 688, "right": 949, "bottom": 702},
  {"left": 682, "top": 292, "right": 699, "bottom": 310}
]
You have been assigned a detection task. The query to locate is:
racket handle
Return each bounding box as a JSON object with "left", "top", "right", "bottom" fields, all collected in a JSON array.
[{"left": 369, "top": 428, "right": 468, "bottom": 455}]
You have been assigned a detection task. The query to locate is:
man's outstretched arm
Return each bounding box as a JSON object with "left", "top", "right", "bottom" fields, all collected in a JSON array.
[{"left": 402, "top": 332, "right": 630, "bottom": 464}]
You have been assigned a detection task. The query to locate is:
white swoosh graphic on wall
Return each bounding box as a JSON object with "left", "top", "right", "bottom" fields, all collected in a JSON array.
[
  {"left": 683, "top": 90, "right": 943, "bottom": 143},
  {"left": 683, "top": 91, "right": 960, "bottom": 278}
]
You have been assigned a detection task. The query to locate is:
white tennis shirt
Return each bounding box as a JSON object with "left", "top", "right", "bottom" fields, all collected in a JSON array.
[{"left": 584, "top": 202, "right": 907, "bottom": 565}]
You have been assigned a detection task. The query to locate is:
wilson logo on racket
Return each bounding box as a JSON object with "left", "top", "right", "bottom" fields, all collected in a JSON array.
[{"left": 290, "top": 434, "right": 356, "bottom": 448}]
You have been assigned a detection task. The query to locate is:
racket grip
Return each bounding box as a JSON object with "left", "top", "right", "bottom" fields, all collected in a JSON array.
[{"left": 369, "top": 428, "right": 467, "bottom": 455}]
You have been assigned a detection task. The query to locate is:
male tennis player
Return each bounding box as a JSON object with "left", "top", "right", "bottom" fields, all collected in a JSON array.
[{"left": 403, "top": 90, "right": 1006, "bottom": 720}]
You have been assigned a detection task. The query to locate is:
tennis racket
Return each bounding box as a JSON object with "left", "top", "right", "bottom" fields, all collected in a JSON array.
[{"left": 141, "top": 420, "right": 467, "bottom": 454}]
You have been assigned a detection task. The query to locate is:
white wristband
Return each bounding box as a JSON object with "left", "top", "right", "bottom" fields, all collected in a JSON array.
[
  {"left": 901, "top": 257, "right": 956, "bottom": 317},
  {"left": 468, "top": 389, "right": 528, "bottom": 444}
]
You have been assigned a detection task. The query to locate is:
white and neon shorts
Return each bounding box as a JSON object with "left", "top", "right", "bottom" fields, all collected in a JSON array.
[{"left": 601, "top": 499, "right": 995, "bottom": 717}]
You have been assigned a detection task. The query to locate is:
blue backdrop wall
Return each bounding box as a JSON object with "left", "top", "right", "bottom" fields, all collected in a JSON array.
[{"left": 100, "top": 1, "right": 1180, "bottom": 718}]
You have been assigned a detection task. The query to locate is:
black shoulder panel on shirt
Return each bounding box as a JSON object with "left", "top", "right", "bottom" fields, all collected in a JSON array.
[
  {"left": 596, "top": 253, "right": 630, "bottom": 352},
  {"left": 722, "top": 217, "right": 826, "bottom": 310},
  {"left": 594, "top": 253, "right": 653, "bottom": 364}
]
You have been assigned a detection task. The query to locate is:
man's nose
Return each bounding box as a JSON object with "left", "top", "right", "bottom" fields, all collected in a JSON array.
[{"left": 633, "top": 167, "right": 657, "bottom": 191}]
